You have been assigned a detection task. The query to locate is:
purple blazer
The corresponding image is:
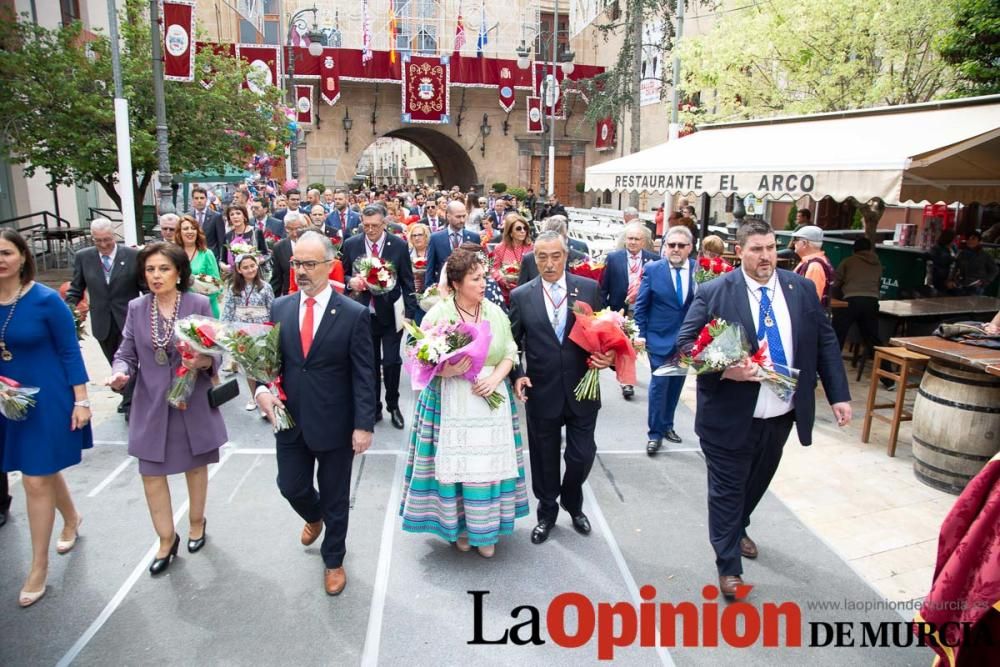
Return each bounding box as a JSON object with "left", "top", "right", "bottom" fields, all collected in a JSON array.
[{"left": 112, "top": 292, "right": 228, "bottom": 463}]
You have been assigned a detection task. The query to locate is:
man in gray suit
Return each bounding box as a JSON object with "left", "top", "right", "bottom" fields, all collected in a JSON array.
[{"left": 65, "top": 219, "right": 141, "bottom": 417}]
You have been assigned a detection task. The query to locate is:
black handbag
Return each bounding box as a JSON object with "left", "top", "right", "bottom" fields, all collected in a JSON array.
[{"left": 208, "top": 377, "right": 240, "bottom": 409}]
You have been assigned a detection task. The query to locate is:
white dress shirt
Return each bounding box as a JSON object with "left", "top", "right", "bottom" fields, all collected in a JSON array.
[
  {"left": 99, "top": 243, "right": 118, "bottom": 283},
  {"left": 667, "top": 260, "right": 691, "bottom": 303},
  {"left": 741, "top": 269, "right": 794, "bottom": 418},
  {"left": 542, "top": 274, "right": 569, "bottom": 332}
]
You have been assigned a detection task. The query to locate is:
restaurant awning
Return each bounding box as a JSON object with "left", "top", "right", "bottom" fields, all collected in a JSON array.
[{"left": 585, "top": 95, "right": 1000, "bottom": 205}]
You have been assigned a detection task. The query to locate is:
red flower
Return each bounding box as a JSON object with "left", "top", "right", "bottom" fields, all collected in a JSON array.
[
  {"left": 710, "top": 257, "right": 723, "bottom": 273},
  {"left": 367, "top": 267, "right": 381, "bottom": 284},
  {"left": 723, "top": 262, "right": 734, "bottom": 273},
  {"left": 413, "top": 259, "right": 427, "bottom": 270},
  {"left": 699, "top": 256, "right": 711, "bottom": 269},
  {"left": 0, "top": 375, "right": 21, "bottom": 388},
  {"left": 195, "top": 325, "right": 216, "bottom": 348}
]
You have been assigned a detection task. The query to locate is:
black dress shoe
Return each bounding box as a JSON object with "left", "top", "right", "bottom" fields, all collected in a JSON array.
[
  {"left": 646, "top": 439, "right": 663, "bottom": 456},
  {"left": 149, "top": 534, "right": 180, "bottom": 576},
  {"left": 117, "top": 401, "right": 126, "bottom": 414},
  {"left": 621, "top": 385, "right": 635, "bottom": 400},
  {"left": 559, "top": 502, "right": 592, "bottom": 535},
  {"left": 187, "top": 518, "right": 207, "bottom": 553},
  {"left": 390, "top": 408, "right": 405, "bottom": 430},
  {"left": 664, "top": 429, "right": 682, "bottom": 444},
  {"left": 0, "top": 510, "right": 7, "bottom": 528},
  {"left": 374, "top": 411, "right": 383, "bottom": 423},
  {"left": 531, "top": 519, "right": 554, "bottom": 544}
]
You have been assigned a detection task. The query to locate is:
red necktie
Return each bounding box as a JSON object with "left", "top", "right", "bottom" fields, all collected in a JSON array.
[
  {"left": 342, "top": 210, "right": 347, "bottom": 229},
  {"left": 301, "top": 297, "right": 316, "bottom": 357},
  {"left": 371, "top": 241, "right": 380, "bottom": 257}
]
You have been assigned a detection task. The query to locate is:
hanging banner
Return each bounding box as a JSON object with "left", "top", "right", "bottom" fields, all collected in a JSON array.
[
  {"left": 595, "top": 117, "right": 616, "bottom": 151},
  {"left": 195, "top": 42, "right": 234, "bottom": 89},
  {"left": 295, "top": 85, "right": 314, "bottom": 125},
  {"left": 498, "top": 64, "right": 515, "bottom": 112},
  {"left": 401, "top": 54, "right": 450, "bottom": 124},
  {"left": 533, "top": 62, "right": 565, "bottom": 119},
  {"left": 319, "top": 49, "right": 341, "bottom": 105},
  {"left": 236, "top": 44, "right": 281, "bottom": 93},
  {"left": 527, "top": 96, "right": 543, "bottom": 133},
  {"left": 162, "top": 0, "right": 195, "bottom": 82}
]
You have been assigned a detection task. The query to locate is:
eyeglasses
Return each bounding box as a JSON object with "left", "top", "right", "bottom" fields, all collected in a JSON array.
[
  {"left": 665, "top": 242, "right": 690, "bottom": 249},
  {"left": 513, "top": 226, "right": 527, "bottom": 232},
  {"left": 410, "top": 233, "right": 426, "bottom": 238},
  {"left": 290, "top": 259, "right": 332, "bottom": 271}
]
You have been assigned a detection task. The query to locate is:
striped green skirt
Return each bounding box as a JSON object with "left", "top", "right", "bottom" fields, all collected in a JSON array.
[{"left": 399, "top": 377, "right": 530, "bottom": 547}]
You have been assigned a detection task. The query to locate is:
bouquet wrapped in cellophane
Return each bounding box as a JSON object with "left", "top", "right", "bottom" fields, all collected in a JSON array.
[
  {"left": 568, "top": 303, "right": 639, "bottom": 401},
  {"left": 190, "top": 273, "right": 223, "bottom": 296},
  {"left": 166, "top": 316, "right": 226, "bottom": 410},
  {"left": 417, "top": 284, "right": 442, "bottom": 312},
  {"left": 0, "top": 375, "right": 39, "bottom": 421},
  {"left": 353, "top": 256, "right": 397, "bottom": 295},
  {"left": 220, "top": 322, "right": 295, "bottom": 432}
]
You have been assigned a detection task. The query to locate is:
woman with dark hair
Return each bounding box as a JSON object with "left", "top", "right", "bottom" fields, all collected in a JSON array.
[
  {"left": 0, "top": 229, "right": 92, "bottom": 607},
  {"left": 221, "top": 254, "right": 274, "bottom": 410},
  {"left": 222, "top": 204, "right": 268, "bottom": 273},
  {"left": 400, "top": 247, "right": 529, "bottom": 558},
  {"left": 107, "top": 243, "right": 228, "bottom": 576},
  {"left": 490, "top": 214, "right": 533, "bottom": 304},
  {"left": 178, "top": 215, "right": 222, "bottom": 317}
]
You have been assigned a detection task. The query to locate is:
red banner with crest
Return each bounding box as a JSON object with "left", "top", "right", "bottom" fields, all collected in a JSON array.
[
  {"left": 295, "top": 85, "right": 314, "bottom": 125},
  {"left": 595, "top": 117, "right": 616, "bottom": 151},
  {"left": 498, "top": 64, "right": 515, "bottom": 112},
  {"left": 162, "top": 0, "right": 195, "bottom": 82},
  {"left": 527, "top": 97, "right": 543, "bottom": 133},
  {"left": 318, "top": 48, "right": 341, "bottom": 105},
  {"left": 401, "top": 54, "right": 450, "bottom": 124},
  {"left": 195, "top": 42, "right": 233, "bottom": 89},
  {"left": 533, "top": 62, "right": 566, "bottom": 119},
  {"left": 236, "top": 44, "right": 281, "bottom": 93}
]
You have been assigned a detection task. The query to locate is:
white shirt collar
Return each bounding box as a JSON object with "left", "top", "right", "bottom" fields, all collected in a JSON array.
[
  {"left": 300, "top": 283, "right": 333, "bottom": 309},
  {"left": 100, "top": 244, "right": 118, "bottom": 263},
  {"left": 543, "top": 273, "right": 568, "bottom": 291},
  {"left": 368, "top": 233, "right": 387, "bottom": 252},
  {"left": 741, "top": 267, "right": 778, "bottom": 295}
]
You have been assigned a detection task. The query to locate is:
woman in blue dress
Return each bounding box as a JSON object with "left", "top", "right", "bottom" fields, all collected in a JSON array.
[{"left": 0, "top": 229, "right": 93, "bottom": 607}]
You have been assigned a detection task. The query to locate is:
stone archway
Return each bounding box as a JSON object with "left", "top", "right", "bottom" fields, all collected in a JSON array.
[{"left": 381, "top": 127, "right": 479, "bottom": 190}]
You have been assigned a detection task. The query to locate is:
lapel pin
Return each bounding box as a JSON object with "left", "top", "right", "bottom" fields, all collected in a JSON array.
[{"left": 330, "top": 308, "right": 337, "bottom": 315}]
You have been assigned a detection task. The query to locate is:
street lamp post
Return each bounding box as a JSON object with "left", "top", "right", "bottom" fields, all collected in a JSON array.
[
  {"left": 286, "top": 6, "right": 324, "bottom": 180},
  {"left": 150, "top": 0, "right": 174, "bottom": 216}
]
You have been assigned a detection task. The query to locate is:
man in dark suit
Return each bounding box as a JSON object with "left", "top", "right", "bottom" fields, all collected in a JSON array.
[
  {"left": 424, "top": 201, "right": 480, "bottom": 286},
  {"left": 256, "top": 231, "right": 376, "bottom": 596},
  {"left": 324, "top": 189, "right": 362, "bottom": 237},
  {"left": 486, "top": 198, "right": 508, "bottom": 231},
  {"left": 602, "top": 222, "right": 659, "bottom": 400},
  {"left": 250, "top": 196, "right": 285, "bottom": 239},
  {"left": 342, "top": 205, "right": 417, "bottom": 430},
  {"left": 269, "top": 211, "right": 308, "bottom": 297},
  {"left": 509, "top": 231, "right": 613, "bottom": 546},
  {"left": 541, "top": 194, "right": 568, "bottom": 220},
  {"left": 418, "top": 200, "right": 445, "bottom": 232},
  {"left": 677, "top": 220, "right": 851, "bottom": 599},
  {"left": 274, "top": 188, "right": 311, "bottom": 223},
  {"left": 191, "top": 186, "right": 227, "bottom": 262},
  {"left": 634, "top": 226, "right": 697, "bottom": 449},
  {"left": 518, "top": 216, "right": 588, "bottom": 286},
  {"left": 408, "top": 192, "right": 427, "bottom": 218},
  {"left": 65, "top": 219, "right": 140, "bottom": 417}
]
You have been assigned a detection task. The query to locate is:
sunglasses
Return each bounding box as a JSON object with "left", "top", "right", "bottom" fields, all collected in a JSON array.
[
  {"left": 513, "top": 226, "right": 527, "bottom": 232},
  {"left": 665, "top": 242, "right": 690, "bottom": 249}
]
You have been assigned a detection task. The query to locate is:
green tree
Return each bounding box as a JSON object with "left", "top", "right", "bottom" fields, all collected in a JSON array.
[
  {"left": 677, "top": 0, "right": 956, "bottom": 123},
  {"left": 937, "top": 0, "right": 1000, "bottom": 95},
  {"left": 0, "top": 1, "right": 285, "bottom": 237}
]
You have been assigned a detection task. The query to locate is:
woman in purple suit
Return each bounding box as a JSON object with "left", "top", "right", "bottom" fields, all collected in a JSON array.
[{"left": 108, "top": 243, "right": 227, "bottom": 576}]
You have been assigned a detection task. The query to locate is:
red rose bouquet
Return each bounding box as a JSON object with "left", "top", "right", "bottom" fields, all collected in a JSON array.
[
  {"left": 353, "top": 256, "right": 397, "bottom": 295},
  {"left": 569, "top": 258, "right": 606, "bottom": 283},
  {"left": 568, "top": 303, "right": 638, "bottom": 401},
  {"left": 499, "top": 262, "right": 521, "bottom": 286},
  {"left": 654, "top": 317, "right": 798, "bottom": 401},
  {"left": 695, "top": 256, "right": 735, "bottom": 283},
  {"left": 167, "top": 316, "right": 226, "bottom": 410},
  {"left": 221, "top": 322, "right": 295, "bottom": 431},
  {"left": 0, "top": 375, "right": 39, "bottom": 421}
]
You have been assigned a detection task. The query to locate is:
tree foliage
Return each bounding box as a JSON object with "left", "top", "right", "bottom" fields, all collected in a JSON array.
[
  {"left": 0, "top": 0, "right": 285, "bottom": 232},
  {"left": 937, "top": 0, "right": 1000, "bottom": 96},
  {"left": 677, "top": 0, "right": 957, "bottom": 123}
]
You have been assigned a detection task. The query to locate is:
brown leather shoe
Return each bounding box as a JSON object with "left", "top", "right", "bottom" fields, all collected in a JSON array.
[
  {"left": 740, "top": 536, "right": 758, "bottom": 559},
  {"left": 301, "top": 520, "right": 323, "bottom": 546},
  {"left": 719, "top": 575, "right": 745, "bottom": 600},
  {"left": 324, "top": 567, "right": 346, "bottom": 596}
]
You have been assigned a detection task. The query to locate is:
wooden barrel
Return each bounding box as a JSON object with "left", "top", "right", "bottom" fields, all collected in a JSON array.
[{"left": 911, "top": 359, "right": 1000, "bottom": 494}]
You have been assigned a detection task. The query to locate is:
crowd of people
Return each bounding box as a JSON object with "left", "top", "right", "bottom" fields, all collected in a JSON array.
[{"left": 5, "top": 178, "right": 996, "bottom": 612}]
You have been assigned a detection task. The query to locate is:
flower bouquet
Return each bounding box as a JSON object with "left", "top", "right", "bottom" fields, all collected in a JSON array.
[
  {"left": 695, "top": 256, "right": 735, "bottom": 283},
  {"left": 402, "top": 318, "right": 504, "bottom": 410},
  {"left": 72, "top": 307, "right": 87, "bottom": 341},
  {"left": 167, "top": 316, "right": 226, "bottom": 410},
  {"left": 263, "top": 230, "right": 282, "bottom": 253},
  {"left": 567, "top": 303, "right": 639, "bottom": 401},
  {"left": 653, "top": 317, "right": 798, "bottom": 401},
  {"left": 220, "top": 322, "right": 295, "bottom": 432},
  {"left": 417, "top": 284, "right": 443, "bottom": 312},
  {"left": 353, "top": 256, "right": 397, "bottom": 294},
  {"left": 569, "top": 258, "right": 606, "bottom": 283},
  {"left": 0, "top": 375, "right": 39, "bottom": 421},
  {"left": 499, "top": 262, "right": 521, "bottom": 286},
  {"left": 191, "top": 273, "right": 223, "bottom": 296},
  {"left": 227, "top": 241, "right": 258, "bottom": 259}
]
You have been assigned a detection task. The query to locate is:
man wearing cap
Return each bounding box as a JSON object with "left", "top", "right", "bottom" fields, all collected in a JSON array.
[{"left": 791, "top": 226, "right": 835, "bottom": 307}]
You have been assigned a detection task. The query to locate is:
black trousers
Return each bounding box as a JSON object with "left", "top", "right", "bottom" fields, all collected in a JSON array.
[
  {"left": 700, "top": 413, "right": 795, "bottom": 576},
  {"left": 276, "top": 437, "right": 355, "bottom": 569},
  {"left": 370, "top": 315, "right": 402, "bottom": 412},
  {"left": 98, "top": 326, "right": 134, "bottom": 407},
  {"left": 525, "top": 403, "right": 597, "bottom": 523},
  {"left": 0, "top": 471, "right": 9, "bottom": 514},
  {"left": 832, "top": 296, "right": 882, "bottom": 350}
]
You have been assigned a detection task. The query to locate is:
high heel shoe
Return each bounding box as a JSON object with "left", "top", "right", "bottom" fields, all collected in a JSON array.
[
  {"left": 187, "top": 518, "right": 207, "bottom": 553},
  {"left": 56, "top": 515, "right": 83, "bottom": 554},
  {"left": 18, "top": 583, "right": 47, "bottom": 608},
  {"left": 149, "top": 534, "right": 180, "bottom": 576}
]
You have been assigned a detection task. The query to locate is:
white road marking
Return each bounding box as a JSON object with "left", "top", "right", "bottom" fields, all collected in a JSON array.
[
  {"left": 93, "top": 440, "right": 128, "bottom": 446},
  {"left": 56, "top": 447, "right": 235, "bottom": 667},
  {"left": 86, "top": 458, "right": 133, "bottom": 498},
  {"left": 226, "top": 455, "right": 263, "bottom": 504}
]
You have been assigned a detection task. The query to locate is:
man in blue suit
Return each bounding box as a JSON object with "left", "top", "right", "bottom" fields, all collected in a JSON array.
[
  {"left": 424, "top": 201, "right": 480, "bottom": 286},
  {"left": 250, "top": 197, "right": 286, "bottom": 239},
  {"left": 602, "top": 222, "right": 660, "bottom": 400},
  {"left": 255, "top": 231, "right": 376, "bottom": 596},
  {"left": 324, "top": 189, "right": 362, "bottom": 237},
  {"left": 677, "top": 220, "right": 851, "bottom": 599},
  {"left": 635, "top": 226, "right": 696, "bottom": 449}
]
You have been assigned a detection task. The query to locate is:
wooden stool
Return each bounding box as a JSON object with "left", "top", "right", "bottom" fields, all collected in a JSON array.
[{"left": 862, "top": 346, "right": 930, "bottom": 457}]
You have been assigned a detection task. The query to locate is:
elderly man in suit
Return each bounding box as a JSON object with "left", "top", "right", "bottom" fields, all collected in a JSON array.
[
  {"left": 517, "top": 216, "right": 588, "bottom": 286},
  {"left": 342, "top": 205, "right": 417, "bottom": 430},
  {"left": 509, "top": 231, "right": 613, "bottom": 546},
  {"left": 65, "top": 218, "right": 140, "bottom": 417},
  {"left": 256, "top": 232, "right": 376, "bottom": 596},
  {"left": 677, "top": 220, "right": 851, "bottom": 599},
  {"left": 269, "top": 212, "right": 308, "bottom": 297},
  {"left": 602, "top": 221, "right": 659, "bottom": 400},
  {"left": 191, "top": 186, "right": 227, "bottom": 262},
  {"left": 634, "top": 226, "right": 697, "bottom": 450},
  {"left": 424, "top": 201, "right": 480, "bottom": 286}
]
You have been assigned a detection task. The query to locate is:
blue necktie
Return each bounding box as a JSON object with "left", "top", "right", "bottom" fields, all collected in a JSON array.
[
  {"left": 101, "top": 254, "right": 112, "bottom": 283},
  {"left": 549, "top": 282, "right": 565, "bottom": 341},
  {"left": 757, "top": 286, "right": 787, "bottom": 367},
  {"left": 674, "top": 268, "right": 684, "bottom": 306}
]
